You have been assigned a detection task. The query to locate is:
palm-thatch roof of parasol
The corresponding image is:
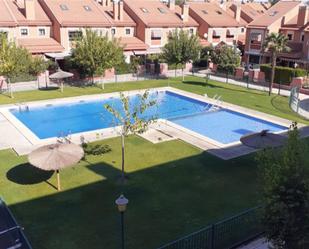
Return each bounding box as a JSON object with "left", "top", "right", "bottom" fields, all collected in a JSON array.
[
  {"left": 49, "top": 69, "right": 73, "bottom": 80},
  {"left": 28, "top": 143, "right": 84, "bottom": 191},
  {"left": 240, "top": 130, "right": 286, "bottom": 149}
]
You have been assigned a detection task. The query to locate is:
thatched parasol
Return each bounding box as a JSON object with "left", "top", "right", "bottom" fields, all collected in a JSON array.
[
  {"left": 28, "top": 143, "right": 84, "bottom": 191},
  {"left": 198, "top": 69, "right": 212, "bottom": 84},
  {"left": 240, "top": 130, "right": 286, "bottom": 149},
  {"left": 49, "top": 69, "right": 73, "bottom": 92}
]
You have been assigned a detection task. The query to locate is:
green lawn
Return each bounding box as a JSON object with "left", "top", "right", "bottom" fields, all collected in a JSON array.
[
  {"left": 2, "top": 136, "right": 261, "bottom": 249},
  {"left": 1, "top": 76, "right": 308, "bottom": 124},
  {"left": 1, "top": 76, "right": 309, "bottom": 249}
]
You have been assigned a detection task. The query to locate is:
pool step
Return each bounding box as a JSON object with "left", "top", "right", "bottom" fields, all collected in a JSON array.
[{"left": 138, "top": 128, "right": 176, "bottom": 144}]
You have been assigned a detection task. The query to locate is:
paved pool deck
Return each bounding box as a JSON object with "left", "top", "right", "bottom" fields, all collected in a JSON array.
[{"left": 0, "top": 87, "right": 308, "bottom": 159}]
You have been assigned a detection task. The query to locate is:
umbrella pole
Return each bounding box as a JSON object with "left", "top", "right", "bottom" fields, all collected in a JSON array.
[
  {"left": 61, "top": 81, "right": 64, "bottom": 93},
  {"left": 56, "top": 170, "right": 61, "bottom": 191}
]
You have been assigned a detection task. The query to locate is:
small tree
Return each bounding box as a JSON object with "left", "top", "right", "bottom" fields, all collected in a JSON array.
[
  {"left": 104, "top": 90, "right": 157, "bottom": 183},
  {"left": 263, "top": 32, "right": 290, "bottom": 96},
  {"left": 257, "top": 122, "right": 309, "bottom": 249},
  {"left": 71, "top": 29, "right": 124, "bottom": 83},
  {"left": 29, "top": 56, "right": 50, "bottom": 89},
  {"left": 0, "top": 34, "right": 32, "bottom": 97},
  {"left": 210, "top": 45, "right": 241, "bottom": 75},
  {"left": 162, "top": 29, "right": 201, "bottom": 81}
]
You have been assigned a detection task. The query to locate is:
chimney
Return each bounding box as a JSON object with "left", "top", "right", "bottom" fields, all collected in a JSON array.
[
  {"left": 181, "top": 3, "right": 189, "bottom": 22},
  {"left": 233, "top": 3, "right": 241, "bottom": 23},
  {"left": 297, "top": 6, "right": 308, "bottom": 27},
  {"left": 168, "top": 0, "right": 175, "bottom": 11},
  {"left": 113, "top": 0, "right": 119, "bottom": 21},
  {"left": 24, "top": 0, "right": 35, "bottom": 20},
  {"left": 119, "top": 1, "right": 124, "bottom": 21}
]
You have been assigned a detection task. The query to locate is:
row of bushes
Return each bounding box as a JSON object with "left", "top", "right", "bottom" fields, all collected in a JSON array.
[{"left": 260, "top": 64, "right": 307, "bottom": 85}]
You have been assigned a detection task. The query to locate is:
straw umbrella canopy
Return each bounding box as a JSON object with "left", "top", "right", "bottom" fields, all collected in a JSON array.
[
  {"left": 49, "top": 69, "right": 73, "bottom": 92},
  {"left": 198, "top": 69, "right": 212, "bottom": 84},
  {"left": 28, "top": 143, "right": 84, "bottom": 191},
  {"left": 240, "top": 130, "right": 286, "bottom": 149}
]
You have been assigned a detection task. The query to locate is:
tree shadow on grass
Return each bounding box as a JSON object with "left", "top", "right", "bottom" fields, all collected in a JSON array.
[
  {"left": 7, "top": 163, "right": 54, "bottom": 185},
  {"left": 38, "top": 87, "right": 59, "bottom": 91},
  {"left": 270, "top": 95, "right": 295, "bottom": 116}
]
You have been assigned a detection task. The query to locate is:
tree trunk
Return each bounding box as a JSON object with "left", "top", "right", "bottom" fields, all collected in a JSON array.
[
  {"left": 8, "top": 78, "right": 13, "bottom": 98},
  {"left": 121, "top": 134, "right": 125, "bottom": 183},
  {"left": 182, "top": 67, "right": 184, "bottom": 82},
  {"left": 270, "top": 55, "right": 276, "bottom": 96}
]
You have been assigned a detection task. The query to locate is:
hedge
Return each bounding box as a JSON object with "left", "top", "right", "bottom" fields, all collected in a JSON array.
[{"left": 260, "top": 64, "right": 306, "bottom": 85}]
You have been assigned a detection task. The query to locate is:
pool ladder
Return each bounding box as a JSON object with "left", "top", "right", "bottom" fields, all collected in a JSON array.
[
  {"left": 204, "top": 95, "right": 222, "bottom": 112},
  {"left": 16, "top": 102, "right": 29, "bottom": 112}
]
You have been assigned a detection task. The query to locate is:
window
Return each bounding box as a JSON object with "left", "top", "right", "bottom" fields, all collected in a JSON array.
[
  {"left": 111, "top": 28, "right": 116, "bottom": 36},
  {"left": 38, "top": 28, "right": 46, "bottom": 36},
  {"left": 83, "top": 5, "right": 92, "bottom": 11},
  {"left": 60, "top": 4, "right": 68, "bottom": 11},
  {"left": 287, "top": 33, "right": 293, "bottom": 41},
  {"left": 20, "top": 28, "right": 28, "bottom": 36},
  {"left": 250, "top": 33, "right": 262, "bottom": 43},
  {"left": 151, "top": 29, "right": 162, "bottom": 40},
  {"left": 269, "top": 11, "right": 278, "bottom": 16},
  {"left": 302, "top": 34, "right": 305, "bottom": 42},
  {"left": 241, "top": 28, "right": 245, "bottom": 33},
  {"left": 158, "top": 8, "right": 166, "bottom": 14},
  {"left": 68, "top": 31, "right": 82, "bottom": 41},
  {"left": 141, "top": 8, "right": 149, "bottom": 13},
  {"left": 125, "top": 28, "right": 131, "bottom": 35},
  {"left": 189, "top": 28, "right": 194, "bottom": 35},
  {"left": 0, "top": 31, "right": 8, "bottom": 39}
]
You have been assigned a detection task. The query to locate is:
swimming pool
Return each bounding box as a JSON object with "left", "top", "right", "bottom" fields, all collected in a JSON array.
[{"left": 9, "top": 90, "right": 287, "bottom": 144}]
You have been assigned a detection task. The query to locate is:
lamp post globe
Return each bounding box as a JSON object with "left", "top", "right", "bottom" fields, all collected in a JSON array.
[{"left": 115, "top": 194, "right": 129, "bottom": 213}]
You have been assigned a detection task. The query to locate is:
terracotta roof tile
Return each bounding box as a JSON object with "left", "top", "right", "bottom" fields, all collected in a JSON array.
[
  {"left": 248, "top": 1, "right": 301, "bottom": 27},
  {"left": 17, "top": 37, "right": 64, "bottom": 53},
  {"left": 119, "top": 36, "right": 148, "bottom": 51},
  {"left": 189, "top": 2, "right": 241, "bottom": 27},
  {"left": 39, "top": 0, "right": 111, "bottom": 27},
  {"left": 124, "top": 0, "right": 197, "bottom": 27},
  {"left": 0, "top": 0, "right": 51, "bottom": 26}
]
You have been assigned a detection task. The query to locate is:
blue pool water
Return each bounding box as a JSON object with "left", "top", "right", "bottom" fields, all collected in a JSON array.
[{"left": 10, "top": 91, "right": 286, "bottom": 144}]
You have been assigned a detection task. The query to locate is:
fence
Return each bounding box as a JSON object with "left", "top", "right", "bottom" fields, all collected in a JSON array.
[{"left": 157, "top": 206, "right": 263, "bottom": 249}]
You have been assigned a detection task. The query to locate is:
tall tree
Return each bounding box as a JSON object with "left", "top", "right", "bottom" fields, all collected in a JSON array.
[
  {"left": 104, "top": 90, "right": 157, "bottom": 183},
  {"left": 71, "top": 29, "right": 124, "bottom": 83},
  {"left": 257, "top": 122, "right": 309, "bottom": 249},
  {"left": 263, "top": 32, "right": 290, "bottom": 96},
  {"left": 210, "top": 45, "right": 241, "bottom": 75},
  {"left": 162, "top": 29, "right": 201, "bottom": 81}
]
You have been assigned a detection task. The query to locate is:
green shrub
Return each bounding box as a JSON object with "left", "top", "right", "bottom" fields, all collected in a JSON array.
[{"left": 260, "top": 64, "right": 306, "bottom": 85}]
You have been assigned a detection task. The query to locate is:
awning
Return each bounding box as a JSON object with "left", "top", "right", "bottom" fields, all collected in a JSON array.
[
  {"left": 151, "top": 29, "right": 162, "bottom": 38},
  {"left": 17, "top": 38, "right": 64, "bottom": 54},
  {"left": 119, "top": 37, "right": 148, "bottom": 51}
]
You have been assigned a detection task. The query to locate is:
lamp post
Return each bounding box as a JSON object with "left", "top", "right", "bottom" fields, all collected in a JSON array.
[{"left": 115, "top": 194, "right": 129, "bottom": 249}]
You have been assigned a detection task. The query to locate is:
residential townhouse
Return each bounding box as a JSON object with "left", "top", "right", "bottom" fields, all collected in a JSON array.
[
  {"left": 38, "top": 0, "right": 148, "bottom": 61},
  {"left": 244, "top": 0, "right": 304, "bottom": 65},
  {"left": 0, "top": 0, "right": 63, "bottom": 54},
  {"left": 123, "top": 0, "right": 199, "bottom": 54},
  {"left": 188, "top": 1, "right": 242, "bottom": 47}
]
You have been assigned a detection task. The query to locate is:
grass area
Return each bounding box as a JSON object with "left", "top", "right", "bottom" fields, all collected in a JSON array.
[
  {"left": 1, "top": 136, "right": 261, "bottom": 249},
  {"left": 1, "top": 76, "right": 309, "bottom": 248},
  {"left": 1, "top": 76, "right": 308, "bottom": 124}
]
